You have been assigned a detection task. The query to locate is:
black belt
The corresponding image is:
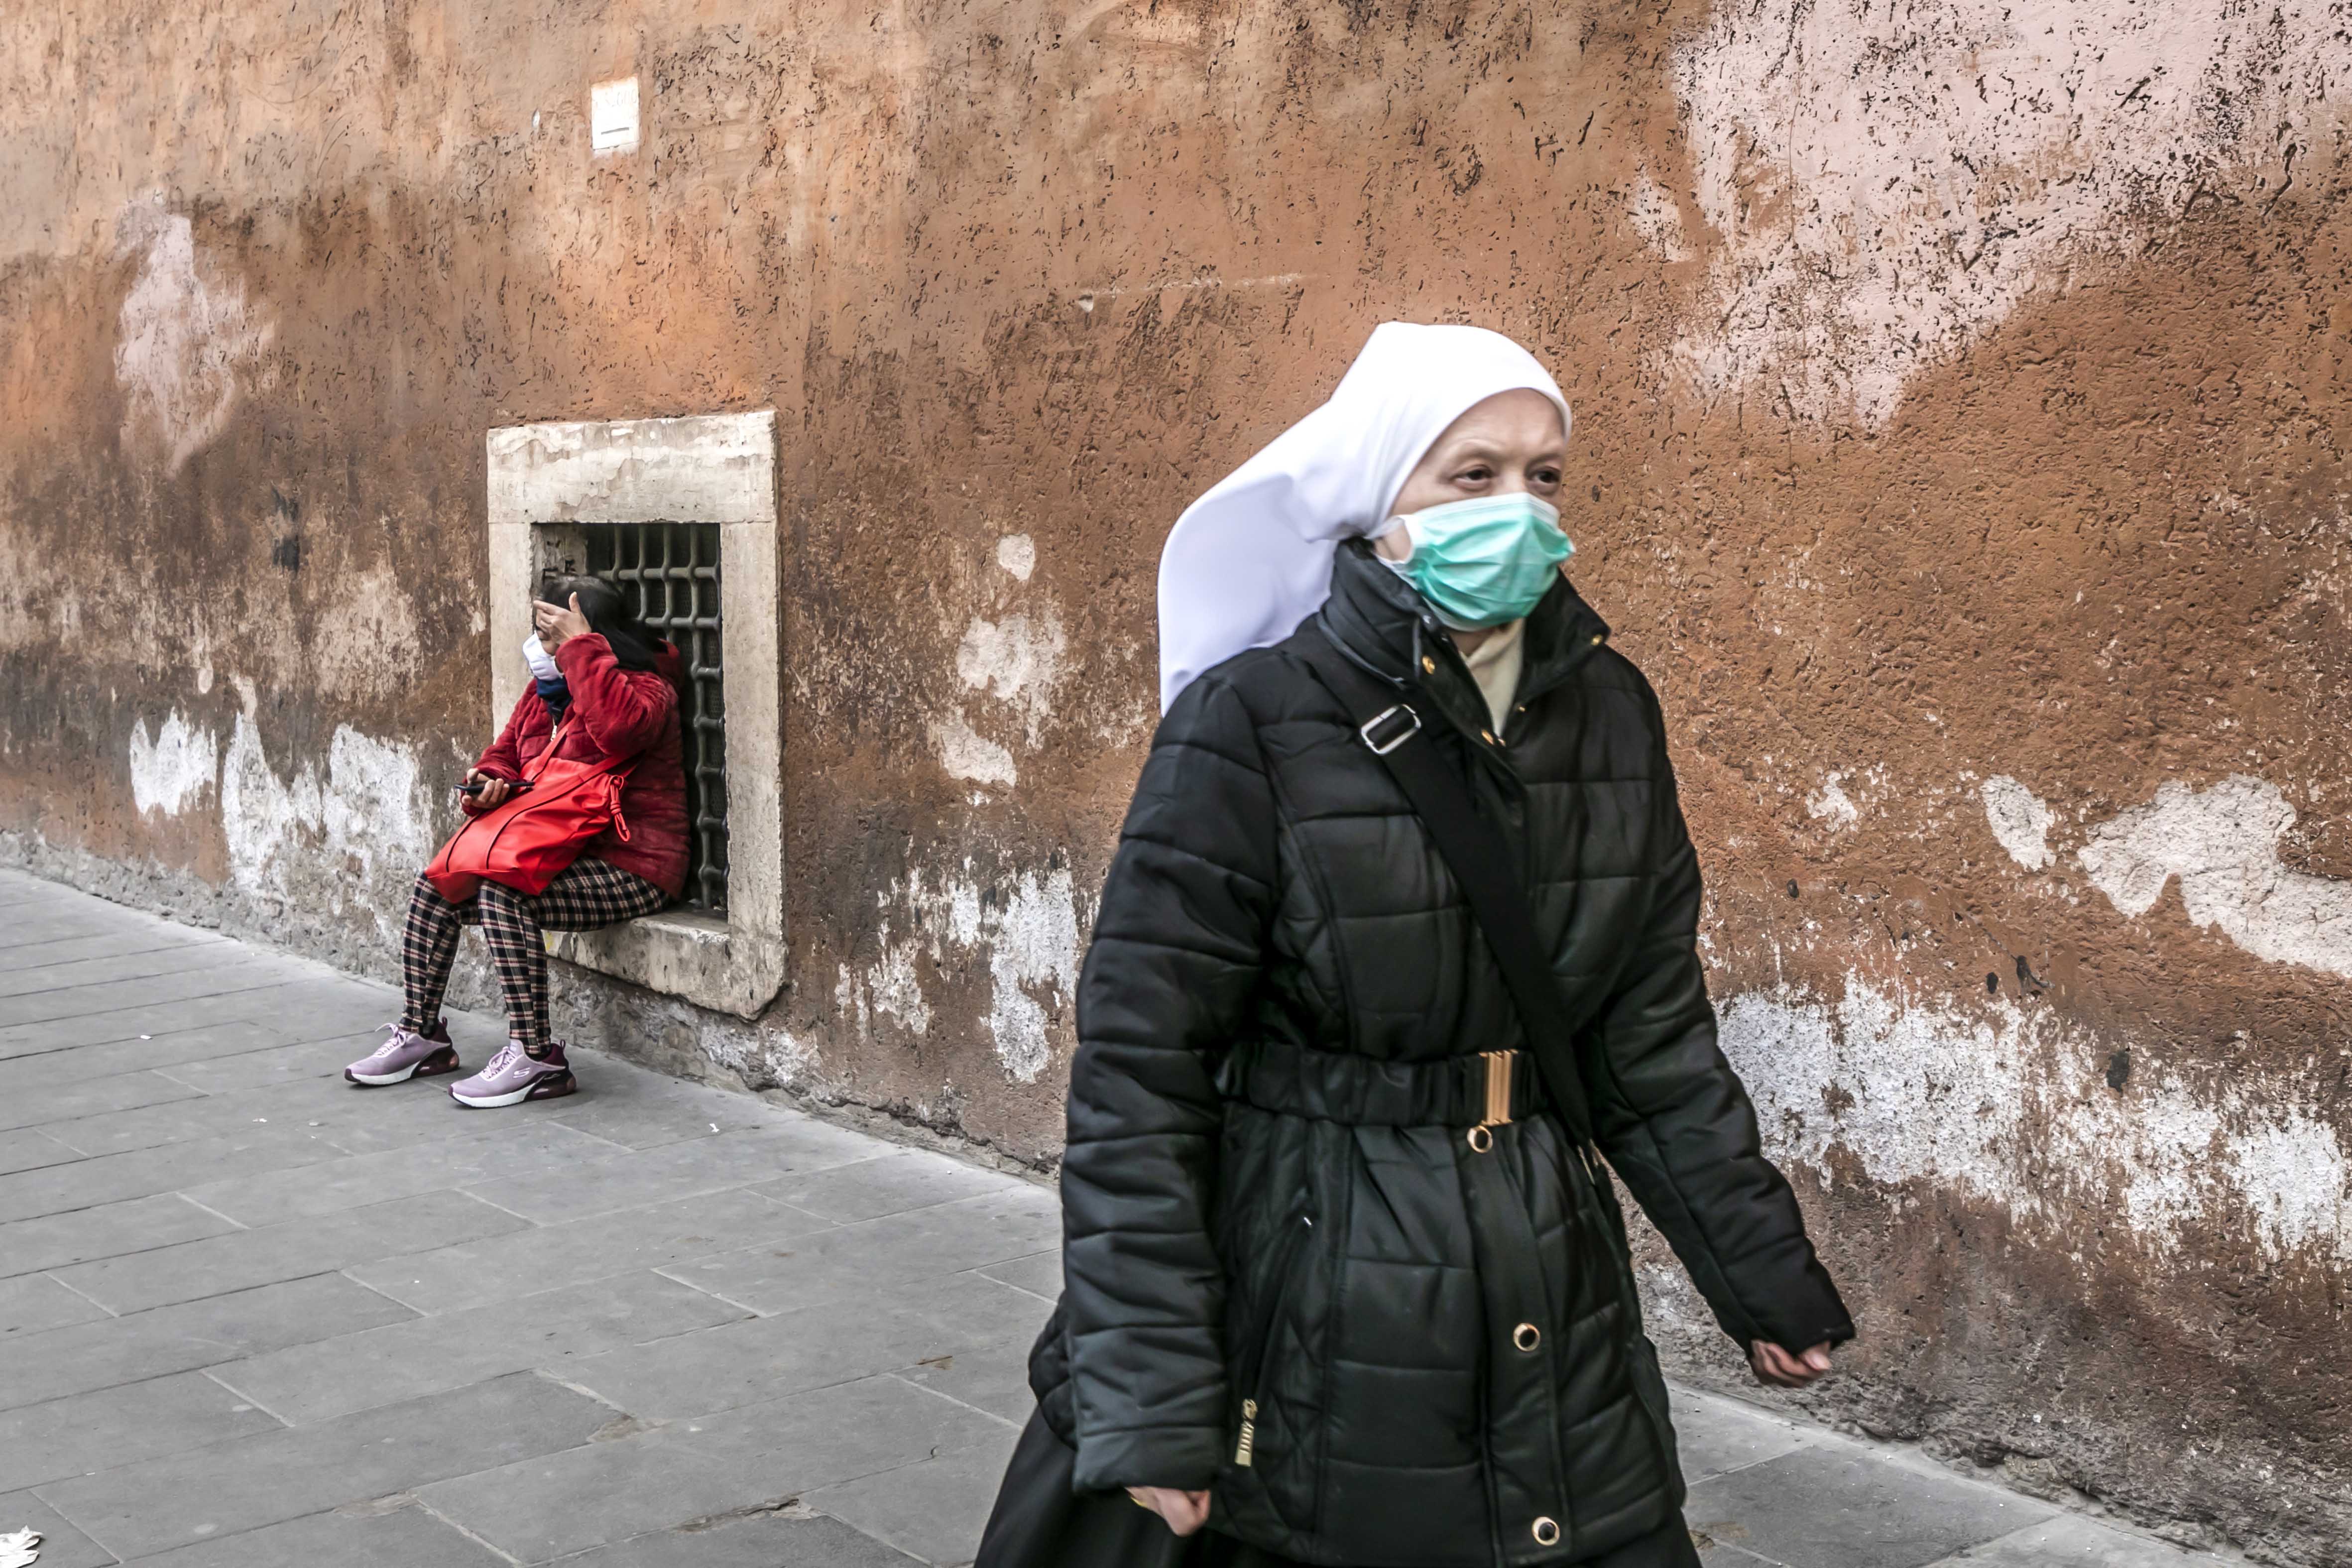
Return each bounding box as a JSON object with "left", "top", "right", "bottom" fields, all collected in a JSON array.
[{"left": 1222, "top": 1039, "right": 1549, "bottom": 1135}]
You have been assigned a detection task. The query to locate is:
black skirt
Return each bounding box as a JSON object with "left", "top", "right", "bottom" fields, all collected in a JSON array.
[{"left": 975, "top": 1409, "right": 1702, "bottom": 1568}]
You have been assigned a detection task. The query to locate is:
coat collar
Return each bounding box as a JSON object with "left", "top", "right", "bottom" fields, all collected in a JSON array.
[{"left": 1313, "top": 539, "right": 1612, "bottom": 741}]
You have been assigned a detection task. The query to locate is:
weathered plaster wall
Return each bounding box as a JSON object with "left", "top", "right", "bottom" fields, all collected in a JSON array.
[{"left": 3, "top": 1, "right": 2349, "bottom": 1559}]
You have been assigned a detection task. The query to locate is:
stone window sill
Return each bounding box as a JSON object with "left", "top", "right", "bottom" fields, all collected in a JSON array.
[{"left": 547, "top": 910, "right": 784, "bottom": 1020}]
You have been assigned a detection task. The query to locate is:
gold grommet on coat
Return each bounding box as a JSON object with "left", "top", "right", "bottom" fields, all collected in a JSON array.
[
  {"left": 1421, "top": 655, "right": 1436, "bottom": 674},
  {"left": 1532, "top": 1517, "right": 1561, "bottom": 1546},
  {"left": 1513, "top": 1322, "right": 1540, "bottom": 1352},
  {"left": 1466, "top": 1124, "right": 1494, "bottom": 1154}
]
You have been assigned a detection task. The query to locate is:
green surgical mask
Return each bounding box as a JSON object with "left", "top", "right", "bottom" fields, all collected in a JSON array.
[{"left": 1381, "top": 493, "right": 1573, "bottom": 629}]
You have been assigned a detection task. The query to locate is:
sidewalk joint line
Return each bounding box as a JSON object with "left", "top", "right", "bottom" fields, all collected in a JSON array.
[
  {"left": 882, "top": 1370, "right": 1024, "bottom": 1431},
  {"left": 40, "top": 1269, "right": 120, "bottom": 1317},
  {"left": 649, "top": 1266, "right": 771, "bottom": 1318},
  {"left": 530, "top": 1366, "right": 632, "bottom": 1414},
  {"left": 174, "top": 1192, "right": 251, "bottom": 1230},
  {"left": 452, "top": 1187, "right": 542, "bottom": 1223},
  {"left": 200, "top": 1364, "right": 293, "bottom": 1427},
  {"left": 414, "top": 1497, "right": 527, "bottom": 1566}
]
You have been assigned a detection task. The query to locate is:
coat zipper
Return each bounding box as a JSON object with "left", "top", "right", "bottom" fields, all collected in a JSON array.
[{"left": 1232, "top": 1209, "right": 1316, "bottom": 1467}]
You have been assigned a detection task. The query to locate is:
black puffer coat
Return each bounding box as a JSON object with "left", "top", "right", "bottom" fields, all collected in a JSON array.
[{"left": 1035, "top": 542, "right": 1851, "bottom": 1567}]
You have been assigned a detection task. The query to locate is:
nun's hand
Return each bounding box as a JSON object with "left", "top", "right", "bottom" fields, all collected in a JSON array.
[
  {"left": 1126, "top": 1487, "right": 1212, "bottom": 1536},
  {"left": 1750, "top": 1340, "right": 1834, "bottom": 1388},
  {"left": 533, "top": 593, "right": 591, "bottom": 649}
]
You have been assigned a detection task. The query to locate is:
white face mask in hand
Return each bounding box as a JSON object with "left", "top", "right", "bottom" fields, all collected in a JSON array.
[{"left": 521, "top": 634, "right": 561, "bottom": 685}]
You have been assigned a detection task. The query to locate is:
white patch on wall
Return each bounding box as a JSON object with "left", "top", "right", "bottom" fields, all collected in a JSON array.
[
  {"left": 1722, "top": 974, "right": 2351, "bottom": 1266},
  {"left": 219, "top": 713, "right": 429, "bottom": 937},
  {"left": 1982, "top": 775, "right": 2056, "bottom": 871},
  {"left": 855, "top": 865, "right": 1087, "bottom": 1082},
  {"left": 590, "top": 76, "right": 640, "bottom": 154},
  {"left": 128, "top": 712, "right": 219, "bottom": 818},
  {"left": 113, "top": 195, "right": 277, "bottom": 473},
  {"left": 955, "top": 611, "right": 1067, "bottom": 747},
  {"left": 865, "top": 929, "right": 932, "bottom": 1037},
  {"left": 1805, "top": 772, "right": 1859, "bottom": 831},
  {"left": 2080, "top": 776, "right": 2352, "bottom": 978},
  {"left": 996, "top": 534, "right": 1037, "bottom": 581},
  {"left": 947, "top": 868, "right": 1083, "bottom": 1082},
  {"left": 1624, "top": 172, "right": 1691, "bottom": 262},
  {"left": 931, "top": 713, "right": 1019, "bottom": 788},
  {"left": 1670, "top": 2, "right": 2351, "bottom": 426}
]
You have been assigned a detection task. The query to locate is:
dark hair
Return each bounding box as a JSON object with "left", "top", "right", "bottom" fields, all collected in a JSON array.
[{"left": 541, "top": 575, "right": 664, "bottom": 671}]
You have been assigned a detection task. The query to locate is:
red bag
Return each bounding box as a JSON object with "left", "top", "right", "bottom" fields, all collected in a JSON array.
[{"left": 425, "top": 727, "right": 636, "bottom": 902}]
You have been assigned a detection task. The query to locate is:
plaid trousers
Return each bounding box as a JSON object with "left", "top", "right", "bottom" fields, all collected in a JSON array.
[{"left": 401, "top": 859, "right": 669, "bottom": 1048}]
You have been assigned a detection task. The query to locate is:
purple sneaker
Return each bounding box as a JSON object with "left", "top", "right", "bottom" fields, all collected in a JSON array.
[
  {"left": 345, "top": 1020, "right": 460, "bottom": 1086},
  {"left": 449, "top": 1040, "right": 576, "bottom": 1108}
]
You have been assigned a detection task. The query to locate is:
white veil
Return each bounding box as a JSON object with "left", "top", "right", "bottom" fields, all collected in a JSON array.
[{"left": 1155, "top": 322, "right": 1571, "bottom": 711}]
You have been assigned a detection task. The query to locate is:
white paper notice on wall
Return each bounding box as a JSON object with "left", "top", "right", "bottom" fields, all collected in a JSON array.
[{"left": 590, "top": 77, "right": 640, "bottom": 154}]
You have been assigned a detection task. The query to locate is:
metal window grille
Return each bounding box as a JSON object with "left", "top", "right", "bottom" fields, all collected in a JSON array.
[{"left": 585, "top": 523, "right": 728, "bottom": 912}]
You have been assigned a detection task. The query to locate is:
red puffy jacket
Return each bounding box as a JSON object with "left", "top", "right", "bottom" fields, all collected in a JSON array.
[{"left": 469, "top": 634, "right": 691, "bottom": 900}]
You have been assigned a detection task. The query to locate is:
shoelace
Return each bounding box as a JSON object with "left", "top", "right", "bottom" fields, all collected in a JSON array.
[
  {"left": 367, "top": 1022, "right": 414, "bottom": 1061},
  {"left": 481, "top": 1042, "right": 525, "bottom": 1079}
]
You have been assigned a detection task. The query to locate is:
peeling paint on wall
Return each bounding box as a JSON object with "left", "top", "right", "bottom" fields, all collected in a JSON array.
[
  {"left": 127, "top": 712, "right": 218, "bottom": 819},
  {"left": 850, "top": 865, "right": 1086, "bottom": 1083},
  {"left": 1982, "top": 775, "right": 2055, "bottom": 871},
  {"left": 1721, "top": 974, "right": 2352, "bottom": 1267},
  {"left": 996, "top": 533, "right": 1037, "bottom": 581},
  {"left": 113, "top": 196, "right": 276, "bottom": 473},
  {"left": 1805, "top": 772, "right": 1859, "bottom": 831},
  {"left": 218, "top": 713, "right": 429, "bottom": 937},
  {"left": 1623, "top": 171, "right": 1690, "bottom": 263},
  {"left": 952, "top": 866, "right": 1082, "bottom": 1082},
  {"left": 865, "top": 930, "right": 932, "bottom": 1037},
  {"left": 955, "top": 610, "right": 1066, "bottom": 747},
  {"left": 931, "top": 713, "right": 1019, "bottom": 788},
  {"left": 2081, "top": 776, "right": 2352, "bottom": 978},
  {"left": 1671, "top": 1, "right": 2351, "bottom": 426}
]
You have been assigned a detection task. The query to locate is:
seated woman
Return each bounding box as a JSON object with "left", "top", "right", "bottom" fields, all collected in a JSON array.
[{"left": 344, "top": 577, "right": 691, "bottom": 1107}]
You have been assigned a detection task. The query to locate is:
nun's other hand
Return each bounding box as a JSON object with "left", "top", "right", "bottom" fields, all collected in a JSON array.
[
  {"left": 1126, "top": 1487, "right": 1212, "bottom": 1536},
  {"left": 533, "top": 594, "right": 591, "bottom": 648},
  {"left": 1750, "top": 1340, "right": 1834, "bottom": 1388}
]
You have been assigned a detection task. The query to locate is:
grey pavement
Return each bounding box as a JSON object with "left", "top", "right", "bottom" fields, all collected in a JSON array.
[{"left": 0, "top": 867, "right": 2223, "bottom": 1568}]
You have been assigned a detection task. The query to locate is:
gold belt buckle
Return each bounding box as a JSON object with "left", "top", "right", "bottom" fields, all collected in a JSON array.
[{"left": 1467, "top": 1050, "right": 1515, "bottom": 1153}]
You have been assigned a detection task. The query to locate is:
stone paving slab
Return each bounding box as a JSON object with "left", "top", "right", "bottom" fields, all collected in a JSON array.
[
  {"left": 112, "top": 1502, "right": 510, "bottom": 1568},
  {"left": 215, "top": 1269, "right": 747, "bottom": 1424},
  {"left": 0, "top": 1270, "right": 112, "bottom": 1337},
  {"left": 343, "top": 1185, "right": 835, "bottom": 1314},
  {"left": 0, "top": 1128, "right": 82, "bottom": 1179},
  {"left": 1673, "top": 1388, "right": 2219, "bottom": 1568},
  {"left": 0, "top": 1489, "right": 114, "bottom": 1568},
  {"left": 0, "top": 869, "right": 2235, "bottom": 1567},
  {"left": 0, "top": 1122, "right": 345, "bottom": 1226},
  {"left": 50, "top": 1188, "right": 531, "bottom": 1314},
  {"left": 178, "top": 1119, "right": 614, "bottom": 1227},
  {"left": 0, "top": 1272, "right": 415, "bottom": 1411},
  {"left": 38, "top": 1371, "right": 616, "bottom": 1559},
  {"left": 559, "top": 1267, "right": 1056, "bottom": 1421},
  {"left": 0, "top": 1019, "right": 312, "bottom": 1094},
  {"left": 419, "top": 1372, "right": 1011, "bottom": 1562},
  {"left": 0, "top": 1369, "right": 285, "bottom": 1492},
  {"left": 0, "top": 1191, "right": 238, "bottom": 1277},
  {"left": 549, "top": 1510, "right": 924, "bottom": 1567}
]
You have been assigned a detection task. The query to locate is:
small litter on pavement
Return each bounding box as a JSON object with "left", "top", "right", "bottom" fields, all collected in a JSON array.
[{"left": 0, "top": 1527, "right": 42, "bottom": 1567}]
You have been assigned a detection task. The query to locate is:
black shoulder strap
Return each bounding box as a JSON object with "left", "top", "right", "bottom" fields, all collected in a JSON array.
[{"left": 1293, "top": 624, "right": 1596, "bottom": 1147}]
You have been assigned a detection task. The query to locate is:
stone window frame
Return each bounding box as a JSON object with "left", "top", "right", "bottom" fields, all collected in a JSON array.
[{"left": 485, "top": 410, "right": 784, "bottom": 1019}]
